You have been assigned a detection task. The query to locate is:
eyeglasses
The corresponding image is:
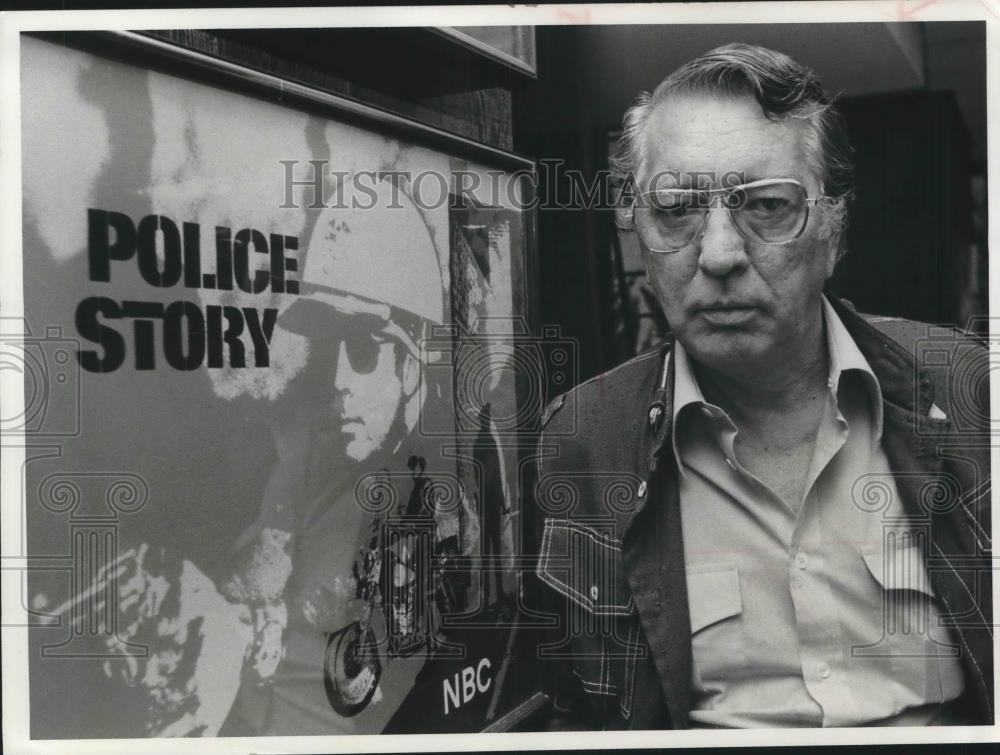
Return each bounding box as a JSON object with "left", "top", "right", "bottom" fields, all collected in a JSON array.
[
  {"left": 341, "top": 332, "right": 385, "bottom": 374},
  {"left": 629, "top": 179, "right": 825, "bottom": 254},
  {"left": 326, "top": 317, "right": 397, "bottom": 375}
]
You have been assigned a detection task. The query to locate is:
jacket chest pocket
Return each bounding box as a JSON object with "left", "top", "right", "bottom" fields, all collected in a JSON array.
[
  {"left": 686, "top": 563, "right": 748, "bottom": 691},
  {"left": 537, "top": 518, "right": 645, "bottom": 719}
]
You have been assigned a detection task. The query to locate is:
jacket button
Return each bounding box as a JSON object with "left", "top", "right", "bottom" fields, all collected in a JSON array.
[
  {"left": 590, "top": 585, "right": 599, "bottom": 601},
  {"left": 637, "top": 481, "right": 647, "bottom": 499}
]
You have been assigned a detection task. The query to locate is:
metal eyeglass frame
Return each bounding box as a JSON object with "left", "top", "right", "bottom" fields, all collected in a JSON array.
[{"left": 627, "top": 178, "right": 827, "bottom": 254}]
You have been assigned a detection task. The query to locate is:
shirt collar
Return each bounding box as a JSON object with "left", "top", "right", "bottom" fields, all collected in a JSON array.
[
  {"left": 822, "top": 294, "right": 884, "bottom": 441},
  {"left": 669, "top": 295, "right": 885, "bottom": 472},
  {"left": 669, "top": 338, "right": 724, "bottom": 476}
]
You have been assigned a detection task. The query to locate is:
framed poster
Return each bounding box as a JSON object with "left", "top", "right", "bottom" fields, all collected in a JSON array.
[{"left": 17, "top": 30, "right": 542, "bottom": 738}]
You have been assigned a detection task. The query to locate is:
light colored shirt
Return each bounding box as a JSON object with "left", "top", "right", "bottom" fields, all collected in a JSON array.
[{"left": 674, "top": 297, "right": 965, "bottom": 728}]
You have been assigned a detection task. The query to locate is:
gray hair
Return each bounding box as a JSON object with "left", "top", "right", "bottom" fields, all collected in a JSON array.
[{"left": 611, "top": 43, "right": 854, "bottom": 258}]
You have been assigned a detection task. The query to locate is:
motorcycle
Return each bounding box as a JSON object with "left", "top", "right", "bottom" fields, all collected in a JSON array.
[{"left": 322, "top": 513, "right": 467, "bottom": 717}]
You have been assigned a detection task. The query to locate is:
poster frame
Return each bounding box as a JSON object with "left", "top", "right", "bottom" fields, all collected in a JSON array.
[{"left": 19, "top": 26, "right": 548, "bottom": 736}]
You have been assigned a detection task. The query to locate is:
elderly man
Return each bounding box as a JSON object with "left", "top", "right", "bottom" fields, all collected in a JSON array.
[{"left": 534, "top": 44, "right": 992, "bottom": 729}]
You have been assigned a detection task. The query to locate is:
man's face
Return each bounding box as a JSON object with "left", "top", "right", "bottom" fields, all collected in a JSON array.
[
  {"left": 638, "top": 93, "right": 839, "bottom": 374},
  {"left": 318, "top": 325, "right": 406, "bottom": 464}
]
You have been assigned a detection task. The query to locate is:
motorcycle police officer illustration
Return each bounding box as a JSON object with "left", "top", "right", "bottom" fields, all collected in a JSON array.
[{"left": 97, "top": 181, "right": 479, "bottom": 735}]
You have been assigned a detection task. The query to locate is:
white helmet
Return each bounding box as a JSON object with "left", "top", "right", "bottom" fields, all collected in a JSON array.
[{"left": 281, "top": 180, "right": 445, "bottom": 358}]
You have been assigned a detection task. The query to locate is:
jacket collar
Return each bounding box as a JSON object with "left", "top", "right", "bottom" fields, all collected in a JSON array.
[{"left": 826, "top": 293, "right": 936, "bottom": 416}]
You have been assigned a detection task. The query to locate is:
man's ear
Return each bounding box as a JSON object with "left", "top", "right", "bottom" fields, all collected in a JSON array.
[
  {"left": 824, "top": 236, "right": 841, "bottom": 280},
  {"left": 817, "top": 197, "right": 846, "bottom": 280},
  {"left": 401, "top": 352, "right": 419, "bottom": 398},
  {"left": 401, "top": 353, "right": 422, "bottom": 433}
]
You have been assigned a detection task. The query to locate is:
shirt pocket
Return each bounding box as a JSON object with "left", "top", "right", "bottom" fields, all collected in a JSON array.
[
  {"left": 860, "top": 543, "right": 965, "bottom": 702},
  {"left": 686, "top": 562, "right": 747, "bottom": 691},
  {"left": 537, "top": 518, "right": 643, "bottom": 717}
]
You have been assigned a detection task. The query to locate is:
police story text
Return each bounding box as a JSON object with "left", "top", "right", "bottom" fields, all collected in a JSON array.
[{"left": 77, "top": 209, "right": 299, "bottom": 372}]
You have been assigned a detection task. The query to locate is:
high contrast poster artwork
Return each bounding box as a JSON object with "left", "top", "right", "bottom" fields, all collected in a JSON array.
[{"left": 20, "top": 34, "right": 532, "bottom": 737}]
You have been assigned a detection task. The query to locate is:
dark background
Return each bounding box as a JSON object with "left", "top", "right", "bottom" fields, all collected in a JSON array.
[{"left": 514, "top": 22, "right": 987, "bottom": 379}]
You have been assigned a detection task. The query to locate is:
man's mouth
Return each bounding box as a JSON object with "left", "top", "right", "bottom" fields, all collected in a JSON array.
[{"left": 696, "top": 304, "right": 759, "bottom": 326}]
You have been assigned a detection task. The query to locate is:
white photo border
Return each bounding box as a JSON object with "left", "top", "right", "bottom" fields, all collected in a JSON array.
[{"left": 1, "top": 2, "right": 998, "bottom": 752}]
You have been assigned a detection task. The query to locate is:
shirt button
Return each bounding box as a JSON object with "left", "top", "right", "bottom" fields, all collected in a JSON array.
[
  {"left": 637, "top": 481, "right": 647, "bottom": 499},
  {"left": 590, "top": 585, "right": 599, "bottom": 601},
  {"left": 795, "top": 552, "right": 809, "bottom": 570},
  {"left": 818, "top": 662, "right": 831, "bottom": 679}
]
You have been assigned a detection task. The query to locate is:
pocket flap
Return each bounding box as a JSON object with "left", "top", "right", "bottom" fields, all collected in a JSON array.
[
  {"left": 686, "top": 563, "right": 742, "bottom": 633},
  {"left": 862, "top": 543, "right": 935, "bottom": 598},
  {"left": 537, "top": 518, "right": 633, "bottom": 615}
]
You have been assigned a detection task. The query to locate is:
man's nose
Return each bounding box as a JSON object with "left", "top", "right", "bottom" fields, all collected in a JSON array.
[
  {"left": 695, "top": 206, "right": 749, "bottom": 277},
  {"left": 332, "top": 341, "right": 355, "bottom": 391}
]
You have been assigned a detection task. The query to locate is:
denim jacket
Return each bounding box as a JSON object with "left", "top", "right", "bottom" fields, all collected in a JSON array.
[{"left": 533, "top": 295, "right": 993, "bottom": 729}]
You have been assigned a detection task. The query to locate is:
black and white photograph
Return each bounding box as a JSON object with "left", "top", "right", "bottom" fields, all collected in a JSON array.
[{"left": 0, "top": 2, "right": 995, "bottom": 752}]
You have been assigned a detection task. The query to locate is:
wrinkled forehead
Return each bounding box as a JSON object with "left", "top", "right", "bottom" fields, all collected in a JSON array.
[{"left": 636, "top": 92, "right": 820, "bottom": 192}]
